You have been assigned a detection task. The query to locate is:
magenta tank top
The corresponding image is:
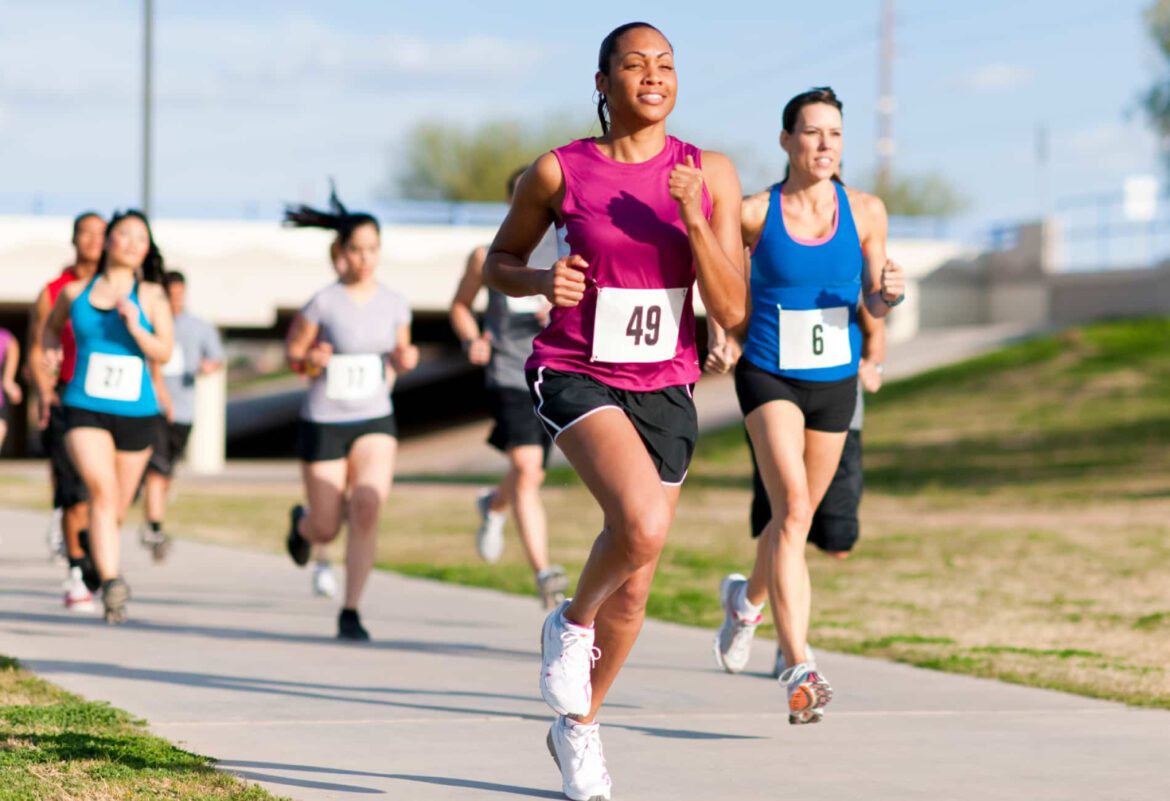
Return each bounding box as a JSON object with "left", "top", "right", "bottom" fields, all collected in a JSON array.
[{"left": 526, "top": 136, "right": 712, "bottom": 391}]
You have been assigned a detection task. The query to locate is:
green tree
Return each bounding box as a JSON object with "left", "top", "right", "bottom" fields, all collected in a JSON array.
[
  {"left": 391, "top": 116, "right": 586, "bottom": 202},
  {"left": 1141, "top": 0, "right": 1170, "bottom": 154},
  {"left": 873, "top": 172, "right": 969, "bottom": 218}
]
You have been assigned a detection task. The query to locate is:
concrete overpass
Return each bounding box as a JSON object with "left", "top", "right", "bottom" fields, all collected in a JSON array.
[{"left": 0, "top": 213, "right": 972, "bottom": 468}]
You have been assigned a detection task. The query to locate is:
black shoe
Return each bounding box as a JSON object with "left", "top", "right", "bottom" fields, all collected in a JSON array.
[
  {"left": 337, "top": 609, "right": 370, "bottom": 641},
  {"left": 286, "top": 505, "right": 310, "bottom": 567},
  {"left": 76, "top": 532, "right": 102, "bottom": 593}
]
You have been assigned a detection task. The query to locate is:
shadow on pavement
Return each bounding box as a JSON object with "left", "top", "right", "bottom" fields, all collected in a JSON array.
[{"left": 0, "top": 610, "right": 535, "bottom": 662}]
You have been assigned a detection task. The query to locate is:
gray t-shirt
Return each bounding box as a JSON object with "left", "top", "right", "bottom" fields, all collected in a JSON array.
[
  {"left": 300, "top": 282, "right": 412, "bottom": 423},
  {"left": 483, "top": 226, "right": 563, "bottom": 391},
  {"left": 850, "top": 382, "right": 864, "bottom": 431},
  {"left": 161, "top": 312, "right": 224, "bottom": 424}
]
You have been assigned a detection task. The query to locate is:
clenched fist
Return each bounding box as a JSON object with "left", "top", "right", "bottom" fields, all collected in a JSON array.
[
  {"left": 542, "top": 254, "right": 590, "bottom": 308},
  {"left": 880, "top": 260, "right": 906, "bottom": 303},
  {"left": 669, "top": 154, "right": 706, "bottom": 227}
]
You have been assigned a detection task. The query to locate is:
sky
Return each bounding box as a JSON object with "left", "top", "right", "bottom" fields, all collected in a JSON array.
[{"left": 0, "top": 0, "right": 1163, "bottom": 224}]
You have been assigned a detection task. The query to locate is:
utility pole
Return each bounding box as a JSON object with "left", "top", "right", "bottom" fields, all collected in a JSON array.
[
  {"left": 142, "top": 0, "right": 154, "bottom": 215},
  {"left": 876, "top": 0, "right": 895, "bottom": 196}
]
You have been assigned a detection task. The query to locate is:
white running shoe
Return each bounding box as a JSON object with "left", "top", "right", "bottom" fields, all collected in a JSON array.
[
  {"left": 772, "top": 644, "right": 816, "bottom": 679},
  {"left": 475, "top": 488, "right": 506, "bottom": 563},
  {"left": 46, "top": 508, "right": 65, "bottom": 563},
  {"left": 713, "top": 573, "right": 761, "bottom": 673},
  {"left": 780, "top": 661, "right": 833, "bottom": 725},
  {"left": 536, "top": 565, "right": 570, "bottom": 610},
  {"left": 547, "top": 715, "right": 612, "bottom": 801},
  {"left": 311, "top": 560, "right": 338, "bottom": 598},
  {"left": 540, "top": 600, "right": 598, "bottom": 717},
  {"left": 63, "top": 567, "right": 96, "bottom": 613}
]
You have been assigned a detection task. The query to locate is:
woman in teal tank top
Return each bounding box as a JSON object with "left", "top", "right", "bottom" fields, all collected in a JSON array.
[
  {"left": 710, "top": 88, "right": 906, "bottom": 723},
  {"left": 42, "top": 210, "right": 174, "bottom": 624}
]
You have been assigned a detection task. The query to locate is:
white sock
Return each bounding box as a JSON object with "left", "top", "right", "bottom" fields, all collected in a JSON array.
[{"left": 734, "top": 583, "right": 764, "bottom": 619}]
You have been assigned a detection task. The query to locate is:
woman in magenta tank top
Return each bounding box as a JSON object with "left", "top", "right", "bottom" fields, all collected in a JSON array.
[
  {"left": 484, "top": 22, "right": 746, "bottom": 801},
  {"left": 711, "top": 88, "right": 907, "bottom": 725}
]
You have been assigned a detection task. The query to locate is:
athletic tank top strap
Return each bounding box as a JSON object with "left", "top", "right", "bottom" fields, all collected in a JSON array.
[
  {"left": 62, "top": 275, "right": 159, "bottom": 417},
  {"left": 741, "top": 180, "right": 864, "bottom": 382}
]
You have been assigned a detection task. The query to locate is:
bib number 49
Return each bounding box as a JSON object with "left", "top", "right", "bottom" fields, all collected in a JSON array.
[
  {"left": 591, "top": 287, "right": 687, "bottom": 364},
  {"left": 625, "top": 305, "right": 662, "bottom": 347}
]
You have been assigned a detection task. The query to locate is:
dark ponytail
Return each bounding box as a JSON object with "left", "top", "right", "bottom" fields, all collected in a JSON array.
[
  {"left": 97, "top": 209, "right": 165, "bottom": 284},
  {"left": 781, "top": 86, "right": 845, "bottom": 184},
  {"left": 283, "top": 179, "right": 379, "bottom": 246},
  {"left": 595, "top": 22, "right": 671, "bottom": 135}
]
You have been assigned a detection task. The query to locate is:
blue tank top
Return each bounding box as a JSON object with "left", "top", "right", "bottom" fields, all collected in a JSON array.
[
  {"left": 741, "top": 181, "right": 863, "bottom": 382},
  {"left": 62, "top": 277, "right": 160, "bottom": 417}
]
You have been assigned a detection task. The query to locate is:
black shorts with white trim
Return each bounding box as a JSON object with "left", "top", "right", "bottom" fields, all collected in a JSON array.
[{"left": 526, "top": 367, "right": 697, "bottom": 485}]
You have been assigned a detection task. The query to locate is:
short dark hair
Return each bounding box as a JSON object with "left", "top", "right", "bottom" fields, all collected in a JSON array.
[
  {"left": 165, "top": 270, "right": 186, "bottom": 286},
  {"left": 71, "top": 210, "right": 103, "bottom": 242}
]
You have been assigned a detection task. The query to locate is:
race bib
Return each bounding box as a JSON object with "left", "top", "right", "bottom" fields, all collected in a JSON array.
[
  {"left": 161, "top": 345, "right": 186, "bottom": 378},
  {"left": 591, "top": 287, "right": 687, "bottom": 364},
  {"left": 84, "top": 353, "right": 143, "bottom": 402},
  {"left": 778, "top": 306, "right": 851, "bottom": 371},
  {"left": 325, "top": 354, "right": 385, "bottom": 401},
  {"left": 505, "top": 294, "right": 547, "bottom": 315}
]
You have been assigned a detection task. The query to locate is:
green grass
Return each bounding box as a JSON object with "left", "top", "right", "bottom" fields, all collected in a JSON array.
[
  {"left": 2, "top": 317, "right": 1168, "bottom": 716},
  {"left": 0, "top": 656, "right": 283, "bottom": 801}
]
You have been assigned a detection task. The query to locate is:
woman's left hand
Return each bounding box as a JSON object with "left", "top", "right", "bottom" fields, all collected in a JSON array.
[
  {"left": 669, "top": 155, "right": 706, "bottom": 227},
  {"left": 2, "top": 381, "right": 22, "bottom": 405},
  {"left": 880, "top": 260, "right": 906, "bottom": 303}
]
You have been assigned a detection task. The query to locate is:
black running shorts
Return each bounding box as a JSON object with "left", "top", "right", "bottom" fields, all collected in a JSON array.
[
  {"left": 735, "top": 358, "right": 857, "bottom": 433},
  {"left": 526, "top": 366, "right": 697, "bottom": 485},
  {"left": 487, "top": 387, "right": 552, "bottom": 462},
  {"left": 147, "top": 417, "right": 194, "bottom": 477},
  {"left": 44, "top": 401, "right": 88, "bottom": 508},
  {"left": 63, "top": 406, "right": 157, "bottom": 453},
  {"left": 297, "top": 415, "right": 397, "bottom": 463},
  {"left": 750, "top": 428, "right": 863, "bottom": 553}
]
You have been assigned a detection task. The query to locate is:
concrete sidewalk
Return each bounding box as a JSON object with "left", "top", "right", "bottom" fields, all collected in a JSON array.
[{"left": 2, "top": 505, "right": 1166, "bottom": 801}]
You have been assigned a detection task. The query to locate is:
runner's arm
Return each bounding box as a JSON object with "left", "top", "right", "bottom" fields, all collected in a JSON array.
[
  {"left": 855, "top": 192, "right": 903, "bottom": 319},
  {"left": 2, "top": 336, "right": 22, "bottom": 404},
  {"left": 450, "top": 247, "right": 491, "bottom": 362},
  {"left": 683, "top": 151, "right": 746, "bottom": 330},
  {"left": 26, "top": 287, "right": 57, "bottom": 400},
  {"left": 123, "top": 284, "right": 174, "bottom": 363},
  {"left": 484, "top": 155, "right": 572, "bottom": 302}
]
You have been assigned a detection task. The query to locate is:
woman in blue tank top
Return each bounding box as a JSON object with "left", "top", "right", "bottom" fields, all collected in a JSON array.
[
  {"left": 710, "top": 88, "right": 906, "bottom": 723},
  {"left": 43, "top": 210, "right": 174, "bottom": 623}
]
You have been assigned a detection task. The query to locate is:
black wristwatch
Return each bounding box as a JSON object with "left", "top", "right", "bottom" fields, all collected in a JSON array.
[{"left": 882, "top": 293, "right": 905, "bottom": 308}]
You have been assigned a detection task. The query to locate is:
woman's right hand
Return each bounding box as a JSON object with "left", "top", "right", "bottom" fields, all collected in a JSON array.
[
  {"left": 542, "top": 255, "right": 590, "bottom": 308},
  {"left": 465, "top": 332, "right": 492, "bottom": 366},
  {"left": 305, "top": 341, "right": 333, "bottom": 376}
]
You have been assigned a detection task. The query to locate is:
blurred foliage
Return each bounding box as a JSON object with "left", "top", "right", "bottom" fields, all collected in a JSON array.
[
  {"left": 872, "top": 171, "right": 970, "bottom": 218},
  {"left": 1141, "top": 0, "right": 1170, "bottom": 160},
  {"left": 391, "top": 116, "right": 587, "bottom": 202}
]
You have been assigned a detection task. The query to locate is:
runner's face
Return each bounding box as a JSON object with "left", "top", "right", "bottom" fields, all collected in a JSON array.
[
  {"left": 74, "top": 216, "right": 106, "bottom": 263},
  {"left": 167, "top": 282, "right": 186, "bottom": 316},
  {"left": 339, "top": 223, "right": 379, "bottom": 282},
  {"left": 106, "top": 217, "right": 150, "bottom": 271},
  {"left": 781, "top": 103, "right": 843, "bottom": 182},
  {"left": 598, "top": 28, "right": 676, "bottom": 129}
]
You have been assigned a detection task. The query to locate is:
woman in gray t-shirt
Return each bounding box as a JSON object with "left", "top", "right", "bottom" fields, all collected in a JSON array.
[{"left": 281, "top": 192, "right": 418, "bottom": 641}]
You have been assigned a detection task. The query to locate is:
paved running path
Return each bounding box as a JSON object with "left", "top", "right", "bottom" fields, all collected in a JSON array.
[{"left": 1, "top": 507, "right": 1166, "bottom": 800}]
